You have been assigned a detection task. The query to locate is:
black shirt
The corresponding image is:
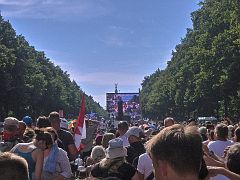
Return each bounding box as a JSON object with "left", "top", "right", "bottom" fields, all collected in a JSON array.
[
  {"left": 57, "top": 129, "right": 75, "bottom": 160},
  {"left": 126, "top": 141, "right": 145, "bottom": 167},
  {"left": 91, "top": 162, "right": 136, "bottom": 180}
]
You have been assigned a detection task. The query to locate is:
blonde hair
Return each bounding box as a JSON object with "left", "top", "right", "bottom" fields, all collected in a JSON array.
[
  {"left": 101, "top": 133, "right": 115, "bottom": 149},
  {"left": 99, "top": 157, "right": 126, "bottom": 173},
  {"left": 90, "top": 146, "right": 106, "bottom": 163}
]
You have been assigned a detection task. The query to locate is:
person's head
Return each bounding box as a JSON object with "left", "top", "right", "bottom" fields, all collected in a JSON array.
[
  {"left": 90, "top": 145, "right": 106, "bottom": 163},
  {"left": 36, "top": 116, "right": 51, "bottom": 128},
  {"left": 207, "top": 129, "right": 215, "bottom": 141},
  {"left": 234, "top": 127, "right": 240, "bottom": 142},
  {"left": 199, "top": 126, "right": 208, "bottom": 141},
  {"left": 0, "top": 152, "right": 29, "bottom": 180},
  {"left": 221, "top": 117, "right": 231, "bottom": 126},
  {"left": 117, "top": 121, "right": 129, "bottom": 136},
  {"left": 215, "top": 123, "right": 228, "bottom": 141},
  {"left": 102, "top": 133, "right": 116, "bottom": 149},
  {"left": 95, "top": 135, "right": 103, "bottom": 145},
  {"left": 18, "top": 121, "right": 26, "bottom": 138},
  {"left": 3, "top": 117, "right": 19, "bottom": 141},
  {"left": 34, "top": 129, "right": 53, "bottom": 150},
  {"left": 125, "top": 126, "right": 145, "bottom": 144},
  {"left": 105, "top": 138, "right": 127, "bottom": 159},
  {"left": 48, "top": 111, "right": 61, "bottom": 130},
  {"left": 228, "top": 125, "right": 235, "bottom": 139},
  {"left": 206, "top": 123, "right": 214, "bottom": 130},
  {"left": 44, "top": 127, "right": 58, "bottom": 143},
  {"left": 226, "top": 143, "right": 240, "bottom": 174},
  {"left": 23, "top": 128, "right": 36, "bottom": 142},
  {"left": 22, "top": 116, "right": 33, "bottom": 127},
  {"left": 146, "top": 124, "right": 203, "bottom": 180},
  {"left": 163, "top": 117, "right": 174, "bottom": 127},
  {"left": 188, "top": 118, "right": 197, "bottom": 126}
]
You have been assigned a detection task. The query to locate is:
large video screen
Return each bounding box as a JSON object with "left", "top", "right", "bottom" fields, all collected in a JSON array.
[{"left": 106, "top": 93, "right": 141, "bottom": 120}]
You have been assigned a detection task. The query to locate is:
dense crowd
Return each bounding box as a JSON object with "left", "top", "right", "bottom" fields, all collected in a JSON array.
[{"left": 0, "top": 112, "right": 240, "bottom": 180}]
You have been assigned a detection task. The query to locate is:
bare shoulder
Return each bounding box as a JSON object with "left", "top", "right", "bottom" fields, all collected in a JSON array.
[
  {"left": 14, "top": 143, "right": 34, "bottom": 152},
  {"left": 32, "top": 148, "right": 43, "bottom": 157}
]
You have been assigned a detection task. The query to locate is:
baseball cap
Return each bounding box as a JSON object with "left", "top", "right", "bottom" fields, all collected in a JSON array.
[
  {"left": 22, "top": 116, "right": 32, "bottom": 126},
  {"left": 125, "top": 127, "right": 145, "bottom": 138}
]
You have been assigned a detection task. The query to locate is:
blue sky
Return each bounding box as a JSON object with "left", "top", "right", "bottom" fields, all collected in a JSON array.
[{"left": 0, "top": 0, "right": 200, "bottom": 108}]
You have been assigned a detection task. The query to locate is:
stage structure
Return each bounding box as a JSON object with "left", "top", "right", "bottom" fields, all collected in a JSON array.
[{"left": 106, "top": 92, "right": 141, "bottom": 121}]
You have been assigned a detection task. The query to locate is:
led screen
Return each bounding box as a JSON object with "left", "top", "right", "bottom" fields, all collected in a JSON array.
[{"left": 106, "top": 93, "right": 140, "bottom": 120}]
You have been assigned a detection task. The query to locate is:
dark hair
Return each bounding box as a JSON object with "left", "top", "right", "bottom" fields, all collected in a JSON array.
[
  {"left": 24, "top": 128, "right": 36, "bottom": 141},
  {"left": 201, "top": 133, "right": 208, "bottom": 141},
  {"left": 102, "top": 177, "right": 122, "bottom": 180},
  {"left": 109, "top": 129, "right": 116, "bottom": 134},
  {"left": 44, "top": 127, "right": 58, "bottom": 142},
  {"left": 95, "top": 135, "right": 103, "bottom": 146},
  {"left": 48, "top": 111, "right": 60, "bottom": 122},
  {"left": 36, "top": 116, "right": 51, "bottom": 128},
  {"left": 117, "top": 121, "right": 128, "bottom": 131},
  {"left": 227, "top": 144, "right": 240, "bottom": 174},
  {"left": 206, "top": 124, "right": 214, "bottom": 130},
  {"left": 102, "top": 133, "right": 115, "bottom": 149},
  {"left": 0, "top": 152, "right": 29, "bottom": 180},
  {"left": 146, "top": 124, "right": 203, "bottom": 176},
  {"left": 34, "top": 129, "right": 53, "bottom": 147},
  {"left": 163, "top": 117, "right": 174, "bottom": 127},
  {"left": 188, "top": 118, "right": 196, "bottom": 124},
  {"left": 215, "top": 123, "right": 228, "bottom": 139},
  {"left": 235, "top": 127, "right": 240, "bottom": 142}
]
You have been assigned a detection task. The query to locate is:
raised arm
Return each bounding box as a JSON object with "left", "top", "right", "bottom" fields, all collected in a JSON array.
[{"left": 207, "top": 166, "right": 240, "bottom": 180}]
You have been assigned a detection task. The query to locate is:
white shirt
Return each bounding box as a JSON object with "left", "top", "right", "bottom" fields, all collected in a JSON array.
[
  {"left": 119, "top": 134, "right": 130, "bottom": 147},
  {"left": 208, "top": 140, "right": 234, "bottom": 157},
  {"left": 208, "top": 140, "right": 234, "bottom": 180},
  {"left": 137, "top": 153, "right": 155, "bottom": 180}
]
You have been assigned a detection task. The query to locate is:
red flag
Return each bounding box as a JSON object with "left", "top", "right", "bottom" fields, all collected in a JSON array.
[{"left": 74, "top": 94, "right": 86, "bottom": 151}]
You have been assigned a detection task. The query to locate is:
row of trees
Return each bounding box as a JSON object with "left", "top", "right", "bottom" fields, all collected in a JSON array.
[
  {"left": 0, "top": 15, "right": 108, "bottom": 121},
  {"left": 140, "top": 0, "right": 240, "bottom": 121}
]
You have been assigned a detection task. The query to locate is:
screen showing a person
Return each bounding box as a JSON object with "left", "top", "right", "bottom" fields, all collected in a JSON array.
[{"left": 106, "top": 93, "right": 140, "bottom": 120}]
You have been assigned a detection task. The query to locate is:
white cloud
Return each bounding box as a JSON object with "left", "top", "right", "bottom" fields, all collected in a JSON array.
[
  {"left": 0, "top": 0, "right": 33, "bottom": 6},
  {"left": 0, "top": 0, "right": 111, "bottom": 20}
]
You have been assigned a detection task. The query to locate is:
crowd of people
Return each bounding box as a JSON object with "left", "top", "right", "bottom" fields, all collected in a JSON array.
[{"left": 0, "top": 112, "right": 240, "bottom": 180}]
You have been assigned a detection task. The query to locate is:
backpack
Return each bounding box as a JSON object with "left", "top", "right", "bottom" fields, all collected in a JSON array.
[{"left": 92, "top": 162, "right": 135, "bottom": 180}]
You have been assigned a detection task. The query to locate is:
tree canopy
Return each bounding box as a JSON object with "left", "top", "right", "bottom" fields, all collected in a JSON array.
[
  {"left": 0, "top": 15, "right": 108, "bottom": 121},
  {"left": 140, "top": 0, "right": 240, "bottom": 121}
]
